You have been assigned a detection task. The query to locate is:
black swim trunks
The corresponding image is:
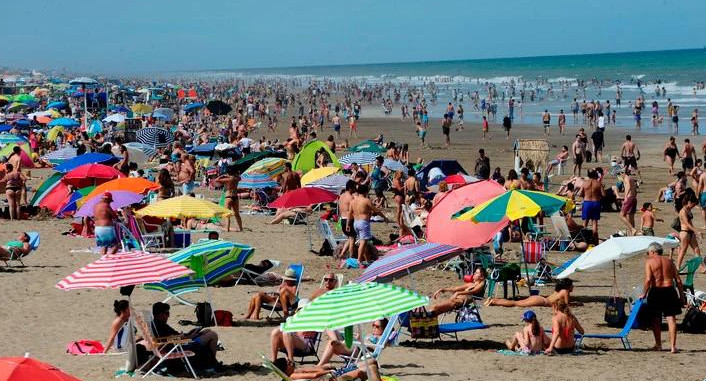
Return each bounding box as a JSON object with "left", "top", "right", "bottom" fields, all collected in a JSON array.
[
  {"left": 340, "top": 218, "right": 357, "bottom": 238},
  {"left": 646, "top": 286, "right": 682, "bottom": 318}
]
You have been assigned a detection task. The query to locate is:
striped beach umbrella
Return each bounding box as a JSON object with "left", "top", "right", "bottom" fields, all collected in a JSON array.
[
  {"left": 135, "top": 195, "right": 233, "bottom": 219},
  {"left": 244, "top": 157, "right": 287, "bottom": 178},
  {"left": 355, "top": 243, "right": 462, "bottom": 283},
  {"left": 30, "top": 172, "right": 64, "bottom": 206},
  {"left": 0, "top": 134, "right": 28, "bottom": 144},
  {"left": 145, "top": 240, "right": 254, "bottom": 293},
  {"left": 239, "top": 172, "right": 279, "bottom": 189},
  {"left": 338, "top": 151, "right": 378, "bottom": 166},
  {"left": 454, "top": 189, "right": 574, "bottom": 223},
  {"left": 124, "top": 142, "right": 157, "bottom": 160},
  {"left": 136, "top": 127, "right": 173, "bottom": 148},
  {"left": 281, "top": 282, "right": 428, "bottom": 333},
  {"left": 383, "top": 159, "right": 408, "bottom": 175},
  {"left": 55, "top": 251, "right": 193, "bottom": 290},
  {"left": 306, "top": 174, "right": 349, "bottom": 194}
]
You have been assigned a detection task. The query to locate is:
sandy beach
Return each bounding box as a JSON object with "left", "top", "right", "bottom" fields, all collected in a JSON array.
[{"left": 1, "top": 116, "right": 705, "bottom": 381}]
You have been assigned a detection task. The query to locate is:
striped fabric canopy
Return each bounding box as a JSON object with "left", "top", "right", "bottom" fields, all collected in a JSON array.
[
  {"left": 239, "top": 172, "right": 279, "bottom": 189},
  {"left": 244, "top": 157, "right": 287, "bottom": 179},
  {"left": 136, "top": 127, "right": 173, "bottom": 148},
  {"left": 56, "top": 251, "right": 193, "bottom": 290},
  {"left": 145, "top": 240, "right": 254, "bottom": 293},
  {"left": 281, "top": 282, "right": 428, "bottom": 333},
  {"left": 338, "top": 151, "right": 378, "bottom": 166},
  {"left": 306, "top": 174, "right": 349, "bottom": 194},
  {"left": 355, "top": 243, "right": 462, "bottom": 283},
  {"left": 42, "top": 146, "right": 77, "bottom": 164},
  {"left": 124, "top": 142, "right": 158, "bottom": 160}
]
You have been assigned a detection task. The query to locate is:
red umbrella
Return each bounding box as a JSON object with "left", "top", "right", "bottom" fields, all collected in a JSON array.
[
  {"left": 426, "top": 180, "right": 508, "bottom": 249},
  {"left": 268, "top": 187, "right": 338, "bottom": 209},
  {"left": 38, "top": 181, "right": 71, "bottom": 214},
  {"left": 61, "top": 163, "right": 125, "bottom": 188},
  {"left": 0, "top": 356, "right": 82, "bottom": 381}
]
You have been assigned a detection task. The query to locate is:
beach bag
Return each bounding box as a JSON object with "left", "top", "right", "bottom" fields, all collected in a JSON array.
[
  {"left": 66, "top": 340, "right": 105, "bottom": 355},
  {"left": 456, "top": 304, "right": 482, "bottom": 324},
  {"left": 409, "top": 307, "right": 439, "bottom": 339},
  {"left": 604, "top": 296, "right": 627, "bottom": 327},
  {"left": 680, "top": 306, "right": 706, "bottom": 333},
  {"left": 195, "top": 302, "right": 214, "bottom": 327},
  {"left": 214, "top": 310, "right": 234, "bottom": 327}
]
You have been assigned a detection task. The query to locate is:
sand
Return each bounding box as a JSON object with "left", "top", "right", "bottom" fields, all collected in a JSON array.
[{"left": 1, "top": 115, "right": 705, "bottom": 381}]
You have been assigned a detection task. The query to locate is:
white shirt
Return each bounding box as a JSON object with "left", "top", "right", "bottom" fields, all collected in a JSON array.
[
  {"left": 239, "top": 137, "right": 254, "bottom": 148},
  {"left": 598, "top": 116, "right": 605, "bottom": 128}
]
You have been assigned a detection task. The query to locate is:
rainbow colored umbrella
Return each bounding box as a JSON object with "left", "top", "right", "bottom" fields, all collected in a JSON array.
[
  {"left": 244, "top": 157, "right": 287, "bottom": 178},
  {"left": 82, "top": 177, "right": 159, "bottom": 204},
  {"left": 31, "top": 172, "right": 64, "bottom": 206},
  {"left": 75, "top": 190, "right": 144, "bottom": 217},
  {"left": 56, "top": 186, "right": 96, "bottom": 216},
  {"left": 454, "top": 189, "right": 573, "bottom": 223}
]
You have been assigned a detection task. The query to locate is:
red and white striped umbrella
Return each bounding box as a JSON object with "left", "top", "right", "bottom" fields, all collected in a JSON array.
[{"left": 56, "top": 251, "right": 193, "bottom": 290}]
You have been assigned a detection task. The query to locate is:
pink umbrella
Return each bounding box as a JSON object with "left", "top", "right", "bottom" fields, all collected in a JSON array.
[
  {"left": 268, "top": 187, "right": 338, "bottom": 208},
  {"left": 18, "top": 149, "right": 34, "bottom": 168},
  {"left": 426, "top": 180, "right": 508, "bottom": 249},
  {"left": 74, "top": 190, "right": 144, "bottom": 217}
]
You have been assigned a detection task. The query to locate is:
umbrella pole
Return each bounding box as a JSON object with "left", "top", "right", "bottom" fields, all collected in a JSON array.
[
  {"left": 519, "top": 223, "right": 533, "bottom": 296},
  {"left": 307, "top": 215, "right": 313, "bottom": 252}
]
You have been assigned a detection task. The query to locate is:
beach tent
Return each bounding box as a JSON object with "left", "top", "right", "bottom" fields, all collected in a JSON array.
[
  {"left": 292, "top": 140, "right": 340, "bottom": 174},
  {"left": 416, "top": 160, "right": 468, "bottom": 190}
]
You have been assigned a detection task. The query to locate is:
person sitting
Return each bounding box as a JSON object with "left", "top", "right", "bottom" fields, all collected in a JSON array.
[
  {"left": 545, "top": 146, "right": 570, "bottom": 174},
  {"left": 272, "top": 357, "right": 382, "bottom": 381},
  {"left": 429, "top": 267, "right": 487, "bottom": 316},
  {"left": 150, "top": 302, "right": 220, "bottom": 369},
  {"left": 245, "top": 268, "right": 298, "bottom": 319},
  {"left": 268, "top": 206, "right": 312, "bottom": 225},
  {"left": 505, "top": 310, "right": 550, "bottom": 354},
  {"left": 103, "top": 300, "right": 150, "bottom": 364},
  {"left": 0, "top": 232, "right": 31, "bottom": 262},
  {"left": 486, "top": 278, "right": 578, "bottom": 307},
  {"left": 316, "top": 319, "right": 389, "bottom": 367},
  {"left": 545, "top": 299, "right": 584, "bottom": 355}
]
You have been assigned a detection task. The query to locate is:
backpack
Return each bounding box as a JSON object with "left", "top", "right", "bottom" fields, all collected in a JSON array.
[
  {"left": 195, "top": 302, "right": 214, "bottom": 327},
  {"left": 318, "top": 240, "right": 333, "bottom": 256},
  {"left": 680, "top": 306, "right": 706, "bottom": 333},
  {"left": 66, "top": 340, "right": 105, "bottom": 355},
  {"left": 214, "top": 310, "right": 234, "bottom": 327}
]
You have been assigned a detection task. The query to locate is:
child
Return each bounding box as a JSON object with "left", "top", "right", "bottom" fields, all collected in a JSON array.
[
  {"left": 505, "top": 310, "right": 550, "bottom": 354},
  {"left": 640, "top": 202, "right": 662, "bottom": 236}
]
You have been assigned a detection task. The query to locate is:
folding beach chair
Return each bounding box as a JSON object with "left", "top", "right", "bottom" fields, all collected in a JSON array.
[
  {"left": 575, "top": 298, "right": 643, "bottom": 350},
  {"left": 401, "top": 204, "right": 424, "bottom": 243},
  {"left": 134, "top": 311, "right": 198, "bottom": 379},
  {"left": 2, "top": 231, "right": 39, "bottom": 267},
  {"left": 262, "top": 264, "right": 304, "bottom": 319},
  {"left": 679, "top": 256, "right": 704, "bottom": 295},
  {"left": 135, "top": 217, "right": 166, "bottom": 251},
  {"left": 549, "top": 212, "right": 583, "bottom": 252},
  {"left": 340, "top": 314, "right": 401, "bottom": 367},
  {"left": 317, "top": 219, "right": 347, "bottom": 250},
  {"left": 277, "top": 331, "right": 323, "bottom": 364},
  {"left": 319, "top": 273, "right": 345, "bottom": 288}
]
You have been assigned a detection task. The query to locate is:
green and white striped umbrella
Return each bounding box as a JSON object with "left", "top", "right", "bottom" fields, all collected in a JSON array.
[{"left": 281, "top": 282, "right": 428, "bottom": 333}]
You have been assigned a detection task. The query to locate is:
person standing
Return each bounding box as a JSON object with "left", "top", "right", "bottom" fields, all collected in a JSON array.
[
  {"left": 681, "top": 138, "right": 696, "bottom": 172},
  {"left": 348, "top": 184, "right": 374, "bottom": 264},
  {"left": 619, "top": 171, "right": 638, "bottom": 235},
  {"left": 456, "top": 104, "right": 464, "bottom": 131},
  {"left": 642, "top": 242, "right": 683, "bottom": 354},
  {"left": 338, "top": 181, "right": 357, "bottom": 258},
  {"left": 558, "top": 109, "right": 566, "bottom": 135},
  {"left": 620, "top": 135, "right": 642, "bottom": 180},
  {"left": 691, "top": 108, "right": 699, "bottom": 135},
  {"left": 474, "top": 149, "right": 491, "bottom": 180},
  {"left": 215, "top": 169, "right": 243, "bottom": 232},
  {"left": 591, "top": 128, "right": 605, "bottom": 163},
  {"left": 581, "top": 169, "right": 604, "bottom": 243},
  {"left": 542, "top": 110, "right": 551, "bottom": 135},
  {"left": 93, "top": 192, "right": 119, "bottom": 255},
  {"left": 502, "top": 114, "right": 512, "bottom": 139},
  {"left": 571, "top": 134, "right": 585, "bottom": 176},
  {"left": 482, "top": 116, "right": 491, "bottom": 140},
  {"left": 0, "top": 163, "right": 25, "bottom": 220},
  {"left": 441, "top": 113, "right": 452, "bottom": 149},
  {"left": 281, "top": 162, "right": 301, "bottom": 194}
]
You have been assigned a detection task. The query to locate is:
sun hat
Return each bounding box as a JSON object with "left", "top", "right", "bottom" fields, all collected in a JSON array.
[{"left": 282, "top": 268, "right": 298, "bottom": 281}]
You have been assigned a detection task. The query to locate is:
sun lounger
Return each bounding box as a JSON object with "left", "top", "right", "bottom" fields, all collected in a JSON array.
[
  {"left": 400, "top": 311, "right": 488, "bottom": 342},
  {"left": 576, "top": 298, "right": 643, "bottom": 350},
  {"left": 2, "top": 231, "right": 40, "bottom": 267},
  {"left": 317, "top": 219, "right": 347, "bottom": 250},
  {"left": 340, "top": 314, "right": 400, "bottom": 367}
]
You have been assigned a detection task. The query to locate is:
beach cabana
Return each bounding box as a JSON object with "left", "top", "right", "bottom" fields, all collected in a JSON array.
[
  {"left": 513, "top": 139, "right": 549, "bottom": 173},
  {"left": 292, "top": 140, "right": 340, "bottom": 174}
]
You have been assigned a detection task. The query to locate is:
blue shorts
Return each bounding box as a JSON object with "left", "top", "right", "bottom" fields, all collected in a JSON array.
[
  {"left": 95, "top": 226, "right": 118, "bottom": 248},
  {"left": 581, "top": 200, "right": 601, "bottom": 221},
  {"left": 354, "top": 219, "right": 372, "bottom": 240},
  {"left": 182, "top": 181, "right": 195, "bottom": 195},
  {"left": 334, "top": 124, "right": 341, "bottom": 132},
  {"left": 700, "top": 193, "right": 706, "bottom": 208}
]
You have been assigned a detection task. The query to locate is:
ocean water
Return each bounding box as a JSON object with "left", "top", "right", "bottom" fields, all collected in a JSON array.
[{"left": 189, "top": 49, "right": 706, "bottom": 130}]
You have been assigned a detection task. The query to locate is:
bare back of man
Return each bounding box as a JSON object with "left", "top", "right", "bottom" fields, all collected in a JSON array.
[
  {"left": 644, "top": 247, "right": 683, "bottom": 353},
  {"left": 93, "top": 198, "right": 118, "bottom": 255},
  {"left": 349, "top": 194, "right": 373, "bottom": 263}
]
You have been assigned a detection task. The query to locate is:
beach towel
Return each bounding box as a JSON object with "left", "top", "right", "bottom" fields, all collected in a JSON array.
[{"left": 66, "top": 340, "right": 104, "bottom": 355}]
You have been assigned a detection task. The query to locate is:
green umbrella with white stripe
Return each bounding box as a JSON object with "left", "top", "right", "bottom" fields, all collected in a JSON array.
[{"left": 280, "top": 282, "right": 428, "bottom": 333}]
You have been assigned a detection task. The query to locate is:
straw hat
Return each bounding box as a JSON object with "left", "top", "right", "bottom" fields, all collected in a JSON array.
[{"left": 282, "top": 268, "right": 297, "bottom": 281}]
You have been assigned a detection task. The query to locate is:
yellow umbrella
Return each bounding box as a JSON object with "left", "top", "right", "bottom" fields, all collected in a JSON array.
[
  {"left": 300, "top": 166, "right": 340, "bottom": 186},
  {"left": 30, "top": 87, "right": 50, "bottom": 96},
  {"left": 47, "top": 126, "right": 64, "bottom": 141},
  {"left": 135, "top": 195, "right": 233, "bottom": 219},
  {"left": 131, "top": 103, "right": 153, "bottom": 115},
  {"left": 47, "top": 109, "right": 62, "bottom": 118}
]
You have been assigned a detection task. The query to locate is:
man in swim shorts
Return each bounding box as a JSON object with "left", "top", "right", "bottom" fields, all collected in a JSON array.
[
  {"left": 581, "top": 170, "right": 604, "bottom": 244},
  {"left": 349, "top": 184, "right": 374, "bottom": 264},
  {"left": 93, "top": 192, "right": 119, "bottom": 255},
  {"left": 642, "top": 242, "right": 683, "bottom": 353}
]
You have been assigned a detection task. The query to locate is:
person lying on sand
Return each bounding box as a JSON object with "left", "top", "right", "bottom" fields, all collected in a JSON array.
[
  {"left": 486, "top": 278, "right": 580, "bottom": 307},
  {"left": 0, "top": 232, "right": 31, "bottom": 261},
  {"left": 429, "top": 267, "right": 487, "bottom": 316},
  {"left": 272, "top": 357, "right": 382, "bottom": 381}
]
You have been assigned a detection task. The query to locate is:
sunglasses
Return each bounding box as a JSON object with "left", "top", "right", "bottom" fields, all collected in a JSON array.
[
  {"left": 324, "top": 278, "right": 336, "bottom": 282},
  {"left": 372, "top": 324, "right": 382, "bottom": 328}
]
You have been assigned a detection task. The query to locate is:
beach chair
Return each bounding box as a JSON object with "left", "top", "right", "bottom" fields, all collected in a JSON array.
[
  {"left": 2, "top": 231, "right": 39, "bottom": 267},
  {"left": 317, "top": 219, "right": 347, "bottom": 250},
  {"left": 319, "top": 273, "right": 345, "bottom": 288},
  {"left": 548, "top": 212, "right": 583, "bottom": 252},
  {"left": 679, "top": 256, "right": 703, "bottom": 295},
  {"left": 261, "top": 354, "right": 293, "bottom": 381},
  {"left": 136, "top": 218, "right": 166, "bottom": 251},
  {"left": 341, "top": 314, "right": 401, "bottom": 367},
  {"left": 576, "top": 298, "right": 643, "bottom": 350},
  {"left": 278, "top": 331, "right": 322, "bottom": 364},
  {"left": 525, "top": 218, "right": 549, "bottom": 241},
  {"left": 521, "top": 240, "right": 548, "bottom": 284},
  {"left": 401, "top": 204, "right": 424, "bottom": 243},
  {"left": 262, "top": 264, "right": 304, "bottom": 319},
  {"left": 134, "top": 311, "right": 198, "bottom": 379}
]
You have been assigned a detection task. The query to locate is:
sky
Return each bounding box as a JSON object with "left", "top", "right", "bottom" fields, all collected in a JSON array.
[{"left": 2, "top": 0, "right": 705, "bottom": 74}]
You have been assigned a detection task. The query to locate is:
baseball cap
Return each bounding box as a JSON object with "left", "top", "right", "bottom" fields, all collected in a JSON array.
[
  {"left": 102, "top": 191, "right": 113, "bottom": 200},
  {"left": 522, "top": 310, "right": 536, "bottom": 322}
]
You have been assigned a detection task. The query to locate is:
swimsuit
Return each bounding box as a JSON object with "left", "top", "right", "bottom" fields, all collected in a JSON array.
[
  {"left": 353, "top": 219, "right": 372, "bottom": 240},
  {"left": 340, "top": 218, "right": 357, "bottom": 238},
  {"left": 621, "top": 196, "right": 637, "bottom": 214},
  {"left": 581, "top": 200, "right": 601, "bottom": 221},
  {"left": 182, "top": 181, "right": 195, "bottom": 195},
  {"left": 95, "top": 226, "right": 118, "bottom": 248},
  {"left": 641, "top": 227, "right": 654, "bottom": 236},
  {"left": 646, "top": 286, "right": 682, "bottom": 318}
]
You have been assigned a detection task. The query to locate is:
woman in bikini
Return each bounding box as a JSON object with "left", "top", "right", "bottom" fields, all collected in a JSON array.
[
  {"left": 676, "top": 193, "right": 702, "bottom": 269},
  {"left": 429, "top": 267, "right": 487, "bottom": 316},
  {"left": 214, "top": 168, "right": 243, "bottom": 232},
  {"left": 486, "top": 278, "right": 576, "bottom": 307},
  {"left": 546, "top": 299, "right": 584, "bottom": 355},
  {"left": 156, "top": 168, "right": 175, "bottom": 200},
  {"left": 0, "top": 164, "right": 26, "bottom": 220}
]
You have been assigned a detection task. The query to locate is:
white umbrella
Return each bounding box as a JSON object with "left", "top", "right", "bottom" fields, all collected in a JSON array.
[
  {"left": 557, "top": 236, "right": 679, "bottom": 279},
  {"left": 69, "top": 77, "right": 98, "bottom": 85},
  {"left": 103, "top": 113, "right": 126, "bottom": 123},
  {"left": 383, "top": 159, "right": 408, "bottom": 175}
]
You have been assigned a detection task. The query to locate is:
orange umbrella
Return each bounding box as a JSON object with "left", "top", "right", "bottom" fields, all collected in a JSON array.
[
  {"left": 36, "top": 116, "right": 52, "bottom": 124},
  {"left": 81, "top": 178, "right": 159, "bottom": 206},
  {"left": 0, "top": 356, "right": 81, "bottom": 381}
]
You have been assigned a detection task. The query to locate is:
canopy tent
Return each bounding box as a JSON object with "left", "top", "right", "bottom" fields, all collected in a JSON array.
[{"left": 292, "top": 140, "right": 340, "bottom": 174}]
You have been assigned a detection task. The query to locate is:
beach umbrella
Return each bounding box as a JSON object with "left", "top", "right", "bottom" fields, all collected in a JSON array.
[
  {"left": 0, "top": 144, "right": 32, "bottom": 168},
  {"left": 46, "top": 109, "right": 62, "bottom": 118},
  {"left": 13, "top": 94, "right": 37, "bottom": 104},
  {"left": 13, "top": 119, "right": 30, "bottom": 129},
  {"left": 268, "top": 187, "right": 338, "bottom": 209},
  {"left": 26, "top": 111, "right": 51, "bottom": 120},
  {"left": 338, "top": 151, "right": 378, "bottom": 166},
  {"left": 46, "top": 101, "right": 68, "bottom": 110},
  {"left": 110, "top": 105, "right": 130, "bottom": 113},
  {"left": 47, "top": 126, "right": 64, "bottom": 141},
  {"left": 281, "top": 282, "right": 428, "bottom": 333},
  {"left": 69, "top": 77, "right": 98, "bottom": 85},
  {"left": 427, "top": 174, "right": 480, "bottom": 192},
  {"left": 136, "top": 126, "right": 173, "bottom": 148},
  {"left": 124, "top": 142, "right": 157, "bottom": 160},
  {"left": 239, "top": 172, "right": 279, "bottom": 189},
  {"left": 56, "top": 251, "right": 193, "bottom": 290},
  {"left": 55, "top": 152, "right": 120, "bottom": 172},
  {"left": 30, "top": 172, "right": 64, "bottom": 206},
  {"left": 42, "top": 146, "right": 77, "bottom": 164},
  {"left": 75, "top": 191, "right": 144, "bottom": 217},
  {"left": 306, "top": 174, "right": 349, "bottom": 194},
  {"left": 83, "top": 177, "right": 159, "bottom": 203},
  {"left": 103, "top": 113, "right": 126, "bottom": 123},
  {"left": 244, "top": 157, "right": 287, "bottom": 178},
  {"left": 38, "top": 181, "right": 71, "bottom": 213},
  {"left": 426, "top": 180, "right": 507, "bottom": 249},
  {"left": 153, "top": 108, "right": 175, "bottom": 120},
  {"left": 0, "top": 134, "right": 27, "bottom": 144},
  {"left": 135, "top": 195, "right": 233, "bottom": 219},
  {"left": 0, "top": 95, "right": 9, "bottom": 106},
  {"left": 5, "top": 102, "right": 28, "bottom": 112},
  {"left": 35, "top": 116, "right": 51, "bottom": 124},
  {"left": 0, "top": 356, "right": 81, "bottom": 381},
  {"left": 56, "top": 186, "right": 96, "bottom": 216},
  {"left": 130, "top": 103, "right": 153, "bottom": 115},
  {"left": 0, "top": 125, "right": 11, "bottom": 132},
  {"left": 151, "top": 112, "right": 168, "bottom": 120},
  {"left": 557, "top": 236, "right": 680, "bottom": 279},
  {"left": 205, "top": 100, "right": 232, "bottom": 115},
  {"left": 48, "top": 117, "right": 80, "bottom": 128},
  {"left": 231, "top": 151, "right": 286, "bottom": 172},
  {"left": 183, "top": 102, "right": 204, "bottom": 113},
  {"left": 61, "top": 163, "right": 126, "bottom": 188},
  {"left": 190, "top": 143, "right": 217, "bottom": 156},
  {"left": 347, "top": 140, "right": 386, "bottom": 154},
  {"left": 454, "top": 189, "right": 574, "bottom": 223},
  {"left": 356, "top": 243, "right": 463, "bottom": 284},
  {"left": 383, "top": 159, "right": 408, "bottom": 175},
  {"left": 300, "top": 166, "right": 340, "bottom": 186}
]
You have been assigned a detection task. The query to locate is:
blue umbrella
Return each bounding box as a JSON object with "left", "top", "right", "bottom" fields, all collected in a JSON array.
[
  {"left": 48, "top": 117, "right": 80, "bottom": 128},
  {"left": 54, "top": 153, "right": 120, "bottom": 173},
  {"left": 14, "top": 119, "right": 30, "bottom": 129},
  {"left": 0, "top": 134, "right": 28, "bottom": 144},
  {"left": 190, "top": 143, "right": 217, "bottom": 156},
  {"left": 183, "top": 102, "right": 204, "bottom": 112},
  {"left": 47, "top": 101, "right": 68, "bottom": 110},
  {"left": 152, "top": 112, "right": 168, "bottom": 120},
  {"left": 0, "top": 125, "right": 11, "bottom": 132},
  {"left": 110, "top": 105, "right": 130, "bottom": 113}
]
